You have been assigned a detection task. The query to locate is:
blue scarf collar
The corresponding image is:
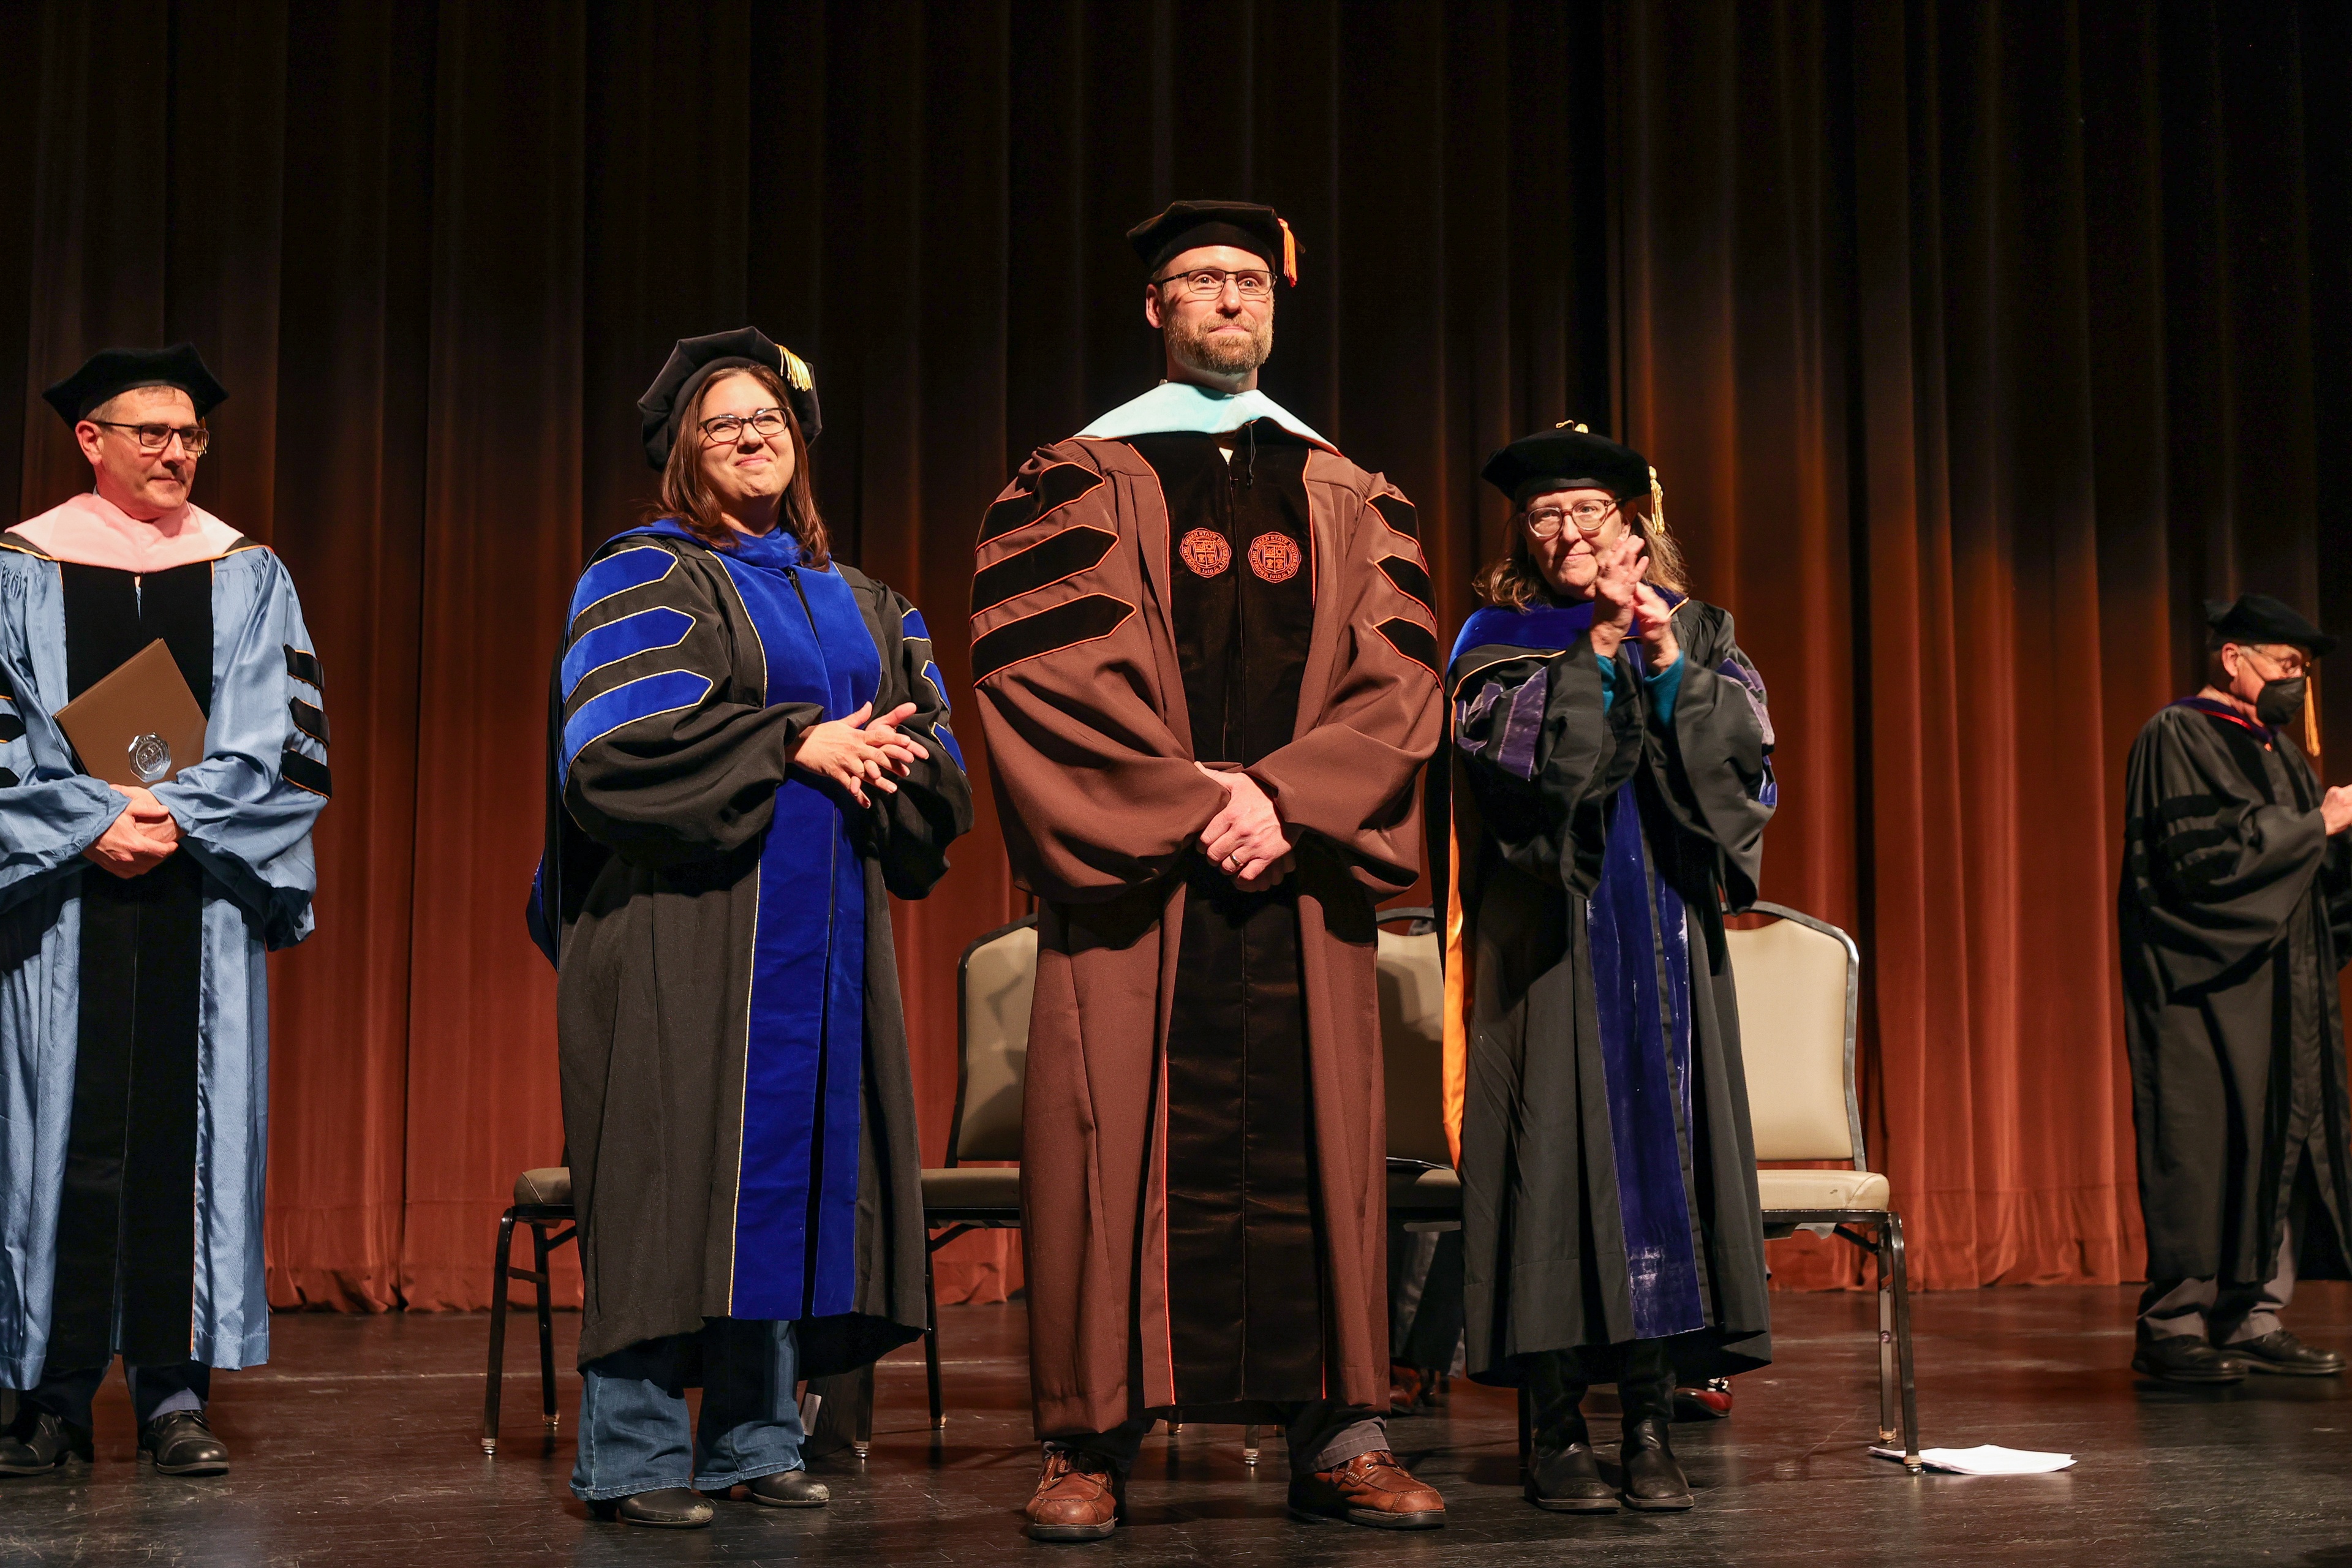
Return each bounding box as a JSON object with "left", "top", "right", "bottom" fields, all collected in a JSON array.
[
  {"left": 1076, "top": 381, "right": 1335, "bottom": 451},
  {"left": 626, "top": 516, "right": 809, "bottom": 571}
]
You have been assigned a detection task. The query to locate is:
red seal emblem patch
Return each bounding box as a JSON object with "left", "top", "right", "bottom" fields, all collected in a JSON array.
[
  {"left": 1178, "top": 528, "right": 1232, "bottom": 578},
  {"left": 1248, "top": 532, "right": 1303, "bottom": 584}
]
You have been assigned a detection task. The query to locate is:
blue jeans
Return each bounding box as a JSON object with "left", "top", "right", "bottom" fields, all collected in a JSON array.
[{"left": 571, "top": 1319, "right": 805, "bottom": 1501}]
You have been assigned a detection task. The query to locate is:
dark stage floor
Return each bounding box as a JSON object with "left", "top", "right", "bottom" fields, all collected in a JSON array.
[{"left": 5, "top": 1285, "right": 2351, "bottom": 1567}]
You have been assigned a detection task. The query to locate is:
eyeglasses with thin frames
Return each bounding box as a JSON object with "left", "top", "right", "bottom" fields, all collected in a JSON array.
[
  {"left": 1152, "top": 267, "right": 1275, "bottom": 302},
  {"left": 2239, "top": 644, "right": 2310, "bottom": 680}
]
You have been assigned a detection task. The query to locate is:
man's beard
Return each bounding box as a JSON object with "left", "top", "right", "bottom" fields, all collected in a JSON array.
[{"left": 1166, "top": 311, "right": 1273, "bottom": 375}]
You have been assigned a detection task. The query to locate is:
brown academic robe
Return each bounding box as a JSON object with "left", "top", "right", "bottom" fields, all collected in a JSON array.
[{"left": 972, "top": 428, "right": 1441, "bottom": 1436}]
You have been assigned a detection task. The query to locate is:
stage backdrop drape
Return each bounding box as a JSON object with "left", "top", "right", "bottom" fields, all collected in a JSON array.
[{"left": 1, "top": 0, "right": 2344, "bottom": 1309}]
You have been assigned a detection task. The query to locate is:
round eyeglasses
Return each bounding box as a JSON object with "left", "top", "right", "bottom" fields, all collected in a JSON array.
[{"left": 1523, "top": 499, "right": 1618, "bottom": 539}]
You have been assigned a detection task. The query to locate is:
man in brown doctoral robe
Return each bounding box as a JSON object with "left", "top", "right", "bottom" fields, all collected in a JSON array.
[{"left": 971, "top": 202, "right": 1445, "bottom": 1540}]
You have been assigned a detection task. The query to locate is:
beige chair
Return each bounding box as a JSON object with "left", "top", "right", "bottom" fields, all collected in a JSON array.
[
  {"left": 1728, "top": 901, "right": 1920, "bottom": 1469},
  {"left": 1379, "top": 907, "right": 1468, "bottom": 1229},
  {"left": 917, "top": 914, "right": 1035, "bottom": 1430}
]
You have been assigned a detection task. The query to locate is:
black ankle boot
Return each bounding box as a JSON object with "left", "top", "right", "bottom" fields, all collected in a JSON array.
[
  {"left": 1526, "top": 1349, "right": 1617, "bottom": 1512},
  {"left": 1617, "top": 1342, "right": 1693, "bottom": 1511},
  {"left": 1528, "top": 1419, "right": 1619, "bottom": 1513}
]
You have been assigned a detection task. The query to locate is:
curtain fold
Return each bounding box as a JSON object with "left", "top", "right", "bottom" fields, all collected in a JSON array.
[{"left": 0, "top": 0, "right": 2342, "bottom": 1308}]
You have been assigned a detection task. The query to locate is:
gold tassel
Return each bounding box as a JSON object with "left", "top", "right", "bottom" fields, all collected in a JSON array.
[
  {"left": 1649, "top": 467, "right": 1668, "bottom": 535},
  {"left": 2306, "top": 666, "right": 2323, "bottom": 758},
  {"left": 782, "top": 347, "right": 815, "bottom": 391},
  {"left": 1278, "top": 219, "right": 1298, "bottom": 287}
]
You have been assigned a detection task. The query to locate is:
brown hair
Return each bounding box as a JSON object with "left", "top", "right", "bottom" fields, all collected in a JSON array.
[
  {"left": 649, "top": 364, "right": 831, "bottom": 567},
  {"left": 1472, "top": 491, "right": 1688, "bottom": 610}
]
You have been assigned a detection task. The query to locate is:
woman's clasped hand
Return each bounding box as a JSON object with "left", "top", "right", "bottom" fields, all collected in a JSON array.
[{"left": 790, "top": 701, "right": 929, "bottom": 806}]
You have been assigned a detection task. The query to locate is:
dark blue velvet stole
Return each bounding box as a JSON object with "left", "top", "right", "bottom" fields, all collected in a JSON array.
[
  {"left": 628, "top": 519, "right": 880, "bottom": 1321},
  {"left": 1586, "top": 780, "right": 1704, "bottom": 1337},
  {"left": 1450, "top": 590, "right": 1706, "bottom": 1338}
]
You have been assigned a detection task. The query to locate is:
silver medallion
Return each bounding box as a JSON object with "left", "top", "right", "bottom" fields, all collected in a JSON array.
[{"left": 128, "top": 733, "right": 172, "bottom": 784}]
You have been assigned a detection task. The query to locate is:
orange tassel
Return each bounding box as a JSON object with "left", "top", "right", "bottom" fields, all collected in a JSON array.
[{"left": 1280, "top": 218, "right": 1298, "bottom": 287}]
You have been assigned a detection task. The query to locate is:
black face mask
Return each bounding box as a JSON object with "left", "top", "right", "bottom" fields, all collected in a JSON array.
[{"left": 2255, "top": 674, "right": 2307, "bottom": 728}]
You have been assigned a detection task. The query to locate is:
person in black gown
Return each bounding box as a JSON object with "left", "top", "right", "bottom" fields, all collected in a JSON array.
[
  {"left": 2120, "top": 594, "right": 2352, "bottom": 1384},
  {"left": 532, "top": 330, "right": 971, "bottom": 1528},
  {"left": 1436, "top": 427, "right": 1774, "bottom": 1513}
]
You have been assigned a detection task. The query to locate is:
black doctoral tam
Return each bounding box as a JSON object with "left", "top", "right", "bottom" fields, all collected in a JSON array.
[
  {"left": 43, "top": 344, "right": 228, "bottom": 423},
  {"left": 638, "top": 326, "right": 821, "bottom": 470}
]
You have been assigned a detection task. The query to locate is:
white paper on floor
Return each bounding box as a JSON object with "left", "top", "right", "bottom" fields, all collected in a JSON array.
[{"left": 1868, "top": 1444, "right": 2076, "bottom": 1475}]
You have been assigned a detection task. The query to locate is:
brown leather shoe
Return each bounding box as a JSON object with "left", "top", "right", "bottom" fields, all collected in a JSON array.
[
  {"left": 1025, "top": 1449, "right": 1125, "bottom": 1542},
  {"left": 1287, "top": 1450, "right": 1446, "bottom": 1529}
]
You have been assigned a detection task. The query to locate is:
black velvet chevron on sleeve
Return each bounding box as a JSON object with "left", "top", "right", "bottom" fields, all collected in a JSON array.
[
  {"left": 1376, "top": 554, "right": 1435, "bottom": 618},
  {"left": 971, "top": 526, "right": 1119, "bottom": 619},
  {"left": 970, "top": 594, "right": 1136, "bottom": 683},
  {"left": 1374, "top": 617, "right": 1439, "bottom": 678},
  {"left": 978, "top": 462, "right": 1107, "bottom": 546},
  {"left": 281, "top": 747, "right": 331, "bottom": 797},
  {"left": 288, "top": 697, "right": 330, "bottom": 745},
  {"left": 1370, "top": 493, "right": 1419, "bottom": 541}
]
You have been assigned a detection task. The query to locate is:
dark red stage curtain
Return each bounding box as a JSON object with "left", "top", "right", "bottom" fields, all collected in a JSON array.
[{"left": 0, "top": 1, "right": 2344, "bottom": 1310}]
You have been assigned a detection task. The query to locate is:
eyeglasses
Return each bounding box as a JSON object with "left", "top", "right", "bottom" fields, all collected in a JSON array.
[
  {"left": 2241, "top": 644, "right": 2310, "bottom": 679},
  {"left": 1153, "top": 267, "right": 1275, "bottom": 301},
  {"left": 87, "top": 420, "right": 209, "bottom": 457},
  {"left": 1523, "top": 499, "right": 1618, "bottom": 539},
  {"left": 699, "top": 408, "right": 789, "bottom": 444}
]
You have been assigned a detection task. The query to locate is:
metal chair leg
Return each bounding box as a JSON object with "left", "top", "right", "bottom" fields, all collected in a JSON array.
[
  {"left": 924, "top": 1246, "right": 946, "bottom": 1430},
  {"left": 532, "top": 1223, "right": 560, "bottom": 1432},
  {"left": 1517, "top": 1384, "right": 1532, "bottom": 1479},
  {"left": 482, "top": 1209, "right": 518, "bottom": 1454},
  {"left": 1887, "top": 1212, "right": 1921, "bottom": 1469},
  {"left": 853, "top": 1361, "right": 874, "bottom": 1460},
  {"left": 1242, "top": 1423, "right": 1261, "bottom": 1465},
  {"left": 1875, "top": 1222, "right": 1899, "bottom": 1445}
]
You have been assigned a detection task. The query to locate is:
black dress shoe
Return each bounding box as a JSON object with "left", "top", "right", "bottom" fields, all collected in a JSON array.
[
  {"left": 1619, "top": 1415, "right": 1694, "bottom": 1510},
  {"left": 0, "top": 1408, "right": 92, "bottom": 1476},
  {"left": 2132, "top": 1333, "right": 2246, "bottom": 1384},
  {"left": 746, "top": 1469, "right": 829, "bottom": 1507},
  {"left": 589, "top": 1487, "right": 715, "bottom": 1528},
  {"left": 1526, "top": 1441, "right": 1618, "bottom": 1513},
  {"left": 2227, "top": 1330, "right": 2345, "bottom": 1377},
  {"left": 140, "top": 1409, "right": 229, "bottom": 1476}
]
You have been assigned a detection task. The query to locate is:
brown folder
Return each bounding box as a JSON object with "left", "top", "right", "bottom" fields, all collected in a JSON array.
[{"left": 55, "top": 639, "right": 208, "bottom": 788}]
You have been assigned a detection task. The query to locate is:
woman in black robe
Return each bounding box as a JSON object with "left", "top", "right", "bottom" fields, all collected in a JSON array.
[
  {"left": 530, "top": 330, "right": 972, "bottom": 1528},
  {"left": 1434, "top": 428, "right": 1773, "bottom": 1513}
]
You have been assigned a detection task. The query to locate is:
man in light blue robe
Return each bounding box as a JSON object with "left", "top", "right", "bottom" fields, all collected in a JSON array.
[{"left": 0, "top": 346, "right": 328, "bottom": 1478}]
